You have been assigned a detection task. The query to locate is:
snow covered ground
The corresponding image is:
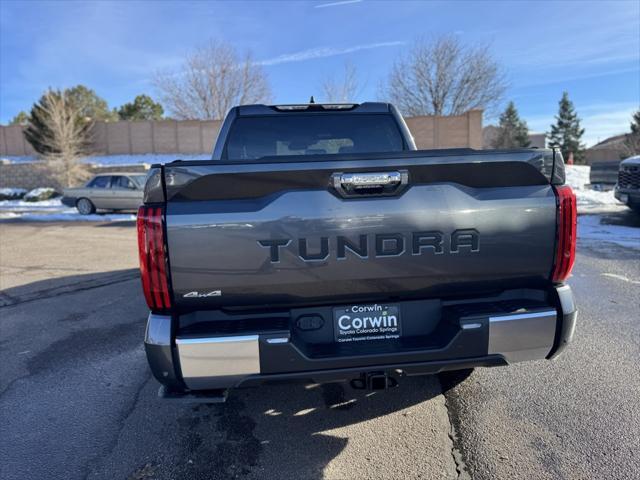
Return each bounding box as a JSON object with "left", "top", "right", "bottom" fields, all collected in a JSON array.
[
  {"left": 564, "top": 165, "right": 625, "bottom": 213},
  {"left": 81, "top": 153, "right": 210, "bottom": 165},
  {"left": 0, "top": 156, "right": 37, "bottom": 164},
  {"left": 561, "top": 166, "right": 638, "bottom": 251},
  {"left": 0, "top": 198, "right": 62, "bottom": 212},
  {"left": 0, "top": 211, "right": 136, "bottom": 222},
  {"left": 2, "top": 153, "right": 209, "bottom": 166},
  {"left": 0, "top": 198, "right": 135, "bottom": 222},
  {"left": 578, "top": 214, "right": 640, "bottom": 250},
  {"left": 0, "top": 187, "right": 28, "bottom": 200}
]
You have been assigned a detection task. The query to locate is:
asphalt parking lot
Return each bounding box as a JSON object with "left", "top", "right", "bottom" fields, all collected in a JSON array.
[{"left": 1, "top": 214, "right": 639, "bottom": 480}]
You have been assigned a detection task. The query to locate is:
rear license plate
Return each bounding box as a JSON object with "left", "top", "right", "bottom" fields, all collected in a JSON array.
[{"left": 333, "top": 304, "right": 401, "bottom": 343}]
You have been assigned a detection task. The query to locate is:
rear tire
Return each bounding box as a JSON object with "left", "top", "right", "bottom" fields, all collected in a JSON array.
[{"left": 76, "top": 198, "right": 95, "bottom": 215}]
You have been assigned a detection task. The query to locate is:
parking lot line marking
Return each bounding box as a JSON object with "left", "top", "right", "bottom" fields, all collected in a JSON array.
[{"left": 601, "top": 273, "right": 640, "bottom": 285}]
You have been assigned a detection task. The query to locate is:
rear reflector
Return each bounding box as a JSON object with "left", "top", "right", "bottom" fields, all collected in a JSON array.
[
  {"left": 552, "top": 186, "right": 577, "bottom": 283},
  {"left": 137, "top": 206, "right": 172, "bottom": 311}
]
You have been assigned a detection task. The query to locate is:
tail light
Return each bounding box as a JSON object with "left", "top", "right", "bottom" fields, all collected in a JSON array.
[
  {"left": 552, "top": 186, "right": 577, "bottom": 283},
  {"left": 137, "top": 206, "right": 172, "bottom": 311}
]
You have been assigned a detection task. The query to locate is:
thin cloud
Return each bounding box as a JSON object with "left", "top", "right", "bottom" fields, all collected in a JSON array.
[
  {"left": 502, "top": 9, "right": 639, "bottom": 72},
  {"left": 314, "top": 0, "right": 362, "bottom": 8},
  {"left": 516, "top": 66, "right": 640, "bottom": 89},
  {"left": 256, "top": 41, "right": 405, "bottom": 66}
]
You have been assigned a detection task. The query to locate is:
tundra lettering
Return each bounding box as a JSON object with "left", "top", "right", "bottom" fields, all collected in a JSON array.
[{"left": 258, "top": 231, "right": 481, "bottom": 263}]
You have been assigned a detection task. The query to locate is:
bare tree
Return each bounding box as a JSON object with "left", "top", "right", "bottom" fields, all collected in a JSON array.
[
  {"left": 380, "top": 35, "right": 507, "bottom": 116},
  {"left": 24, "top": 89, "right": 92, "bottom": 187},
  {"left": 154, "top": 41, "right": 272, "bottom": 120},
  {"left": 321, "top": 61, "right": 360, "bottom": 103}
]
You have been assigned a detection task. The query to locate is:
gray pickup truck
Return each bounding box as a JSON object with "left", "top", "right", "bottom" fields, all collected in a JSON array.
[{"left": 138, "top": 102, "right": 578, "bottom": 401}]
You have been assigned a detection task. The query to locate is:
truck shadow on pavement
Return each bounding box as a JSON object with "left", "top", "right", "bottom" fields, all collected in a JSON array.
[
  {"left": 165, "top": 376, "right": 444, "bottom": 480},
  {"left": 93, "top": 220, "right": 137, "bottom": 228},
  {"left": 0, "top": 268, "right": 139, "bottom": 307},
  {"left": 596, "top": 209, "right": 640, "bottom": 227}
]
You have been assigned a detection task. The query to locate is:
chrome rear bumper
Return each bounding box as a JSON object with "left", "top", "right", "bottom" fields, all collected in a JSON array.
[
  {"left": 175, "top": 335, "right": 260, "bottom": 390},
  {"left": 145, "top": 286, "right": 577, "bottom": 391},
  {"left": 488, "top": 310, "right": 557, "bottom": 363}
]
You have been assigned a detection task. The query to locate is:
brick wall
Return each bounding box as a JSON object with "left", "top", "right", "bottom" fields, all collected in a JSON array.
[
  {"left": 0, "top": 162, "right": 149, "bottom": 191},
  {"left": 86, "top": 120, "right": 222, "bottom": 155},
  {"left": 405, "top": 110, "right": 483, "bottom": 150},
  {"left": 0, "top": 125, "right": 36, "bottom": 156},
  {"left": 0, "top": 162, "right": 50, "bottom": 190}
]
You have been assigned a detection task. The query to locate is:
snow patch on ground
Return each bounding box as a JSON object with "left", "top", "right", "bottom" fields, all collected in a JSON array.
[
  {"left": 0, "top": 156, "right": 37, "bottom": 164},
  {"left": 0, "top": 198, "right": 65, "bottom": 211},
  {"left": 2, "top": 153, "right": 209, "bottom": 166},
  {"left": 578, "top": 215, "right": 640, "bottom": 250},
  {"left": 23, "top": 187, "right": 58, "bottom": 201},
  {"left": 0, "top": 198, "right": 135, "bottom": 222},
  {"left": 82, "top": 153, "right": 210, "bottom": 165},
  {"left": 0, "top": 211, "right": 136, "bottom": 222},
  {"left": 0, "top": 188, "right": 27, "bottom": 200},
  {"left": 564, "top": 165, "right": 624, "bottom": 213}
]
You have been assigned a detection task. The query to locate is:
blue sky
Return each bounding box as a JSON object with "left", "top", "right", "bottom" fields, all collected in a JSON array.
[{"left": 1, "top": 0, "right": 638, "bottom": 146}]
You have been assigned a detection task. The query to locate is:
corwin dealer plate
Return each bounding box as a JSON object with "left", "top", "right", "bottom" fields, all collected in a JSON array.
[{"left": 333, "top": 304, "right": 401, "bottom": 343}]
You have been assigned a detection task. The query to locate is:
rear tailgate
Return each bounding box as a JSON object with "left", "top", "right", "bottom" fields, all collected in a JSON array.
[{"left": 162, "top": 150, "right": 561, "bottom": 310}]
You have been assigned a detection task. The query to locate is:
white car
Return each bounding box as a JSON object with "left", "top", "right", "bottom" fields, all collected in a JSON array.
[{"left": 62, "top": 172, "right": 147, "bottom": 214}]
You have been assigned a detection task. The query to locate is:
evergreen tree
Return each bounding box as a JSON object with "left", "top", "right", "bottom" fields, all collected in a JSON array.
[
  {"left": 631, "top": 110, "right": 640, "bottom": 136},
  {"left": 548, "top": 92, "right": 585, "bottom": 163},
  {"left": 9, "top": 111, "right": 29, "bottom": 125},
  {"left": 65, "top": 85, "right": 118, "bottom": 121},
  {"left": 492, "top": 101, "right": 530, "bottom": 148},
  {"left": 117, "top": 94, "right": 164, "bottom": 121},
  {"left": 622, "top": 109, "right": 640, "bottom": 157}
]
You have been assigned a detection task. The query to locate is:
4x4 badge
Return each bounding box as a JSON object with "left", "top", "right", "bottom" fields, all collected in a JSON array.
[{"left": 183, "top": 290, "right": 222, "bottom": 298}]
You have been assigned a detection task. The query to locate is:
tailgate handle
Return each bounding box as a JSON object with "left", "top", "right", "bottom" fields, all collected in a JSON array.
[
  {"left": 332, "top": 170, "right": 409, "bottom": 198},
  {"left": 340, "top": 171, "right": 402, "bottom": 187}
]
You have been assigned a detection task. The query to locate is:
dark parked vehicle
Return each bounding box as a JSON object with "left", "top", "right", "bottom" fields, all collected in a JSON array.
[
  {"left": 614, "top": 155, "right": 640, "bottom": 212},
  {"left": 589, "top": 160, "right": 621, "bottom": 189},
  {"left": 137, "top": 102, "right": 578, "bottom": 402},
  {"left": 62, "top": 172, "right": 146, "bottom": 214}
]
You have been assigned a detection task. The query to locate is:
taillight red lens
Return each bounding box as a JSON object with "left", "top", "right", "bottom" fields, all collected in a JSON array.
[
  {"left": 552, "top": 185, "right": 577, "bottom": 283},
  {"left": 137, "top": 206, "right": 172, "bottom": 310}
]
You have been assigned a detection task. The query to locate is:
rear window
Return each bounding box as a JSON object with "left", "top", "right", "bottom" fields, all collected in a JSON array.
[
  {"left": 224, "top": 114, "right": 405, "bottom": 160},
  {"left": 112, "top": 176, "right": 130, "bottom": 189},
  {"left": 130, "top": 175, "right": 147, "bottom": 188}
]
